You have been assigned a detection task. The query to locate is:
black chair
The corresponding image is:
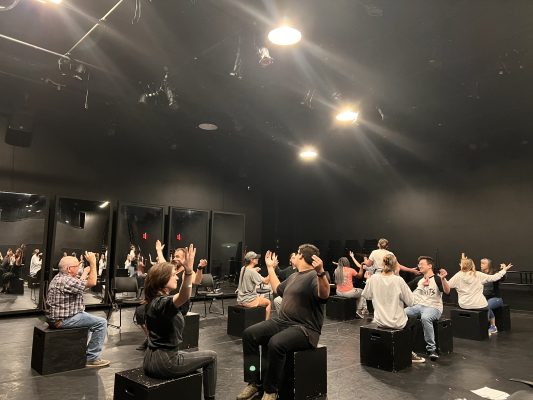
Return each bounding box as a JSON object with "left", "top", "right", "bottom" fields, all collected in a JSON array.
[
  {"left": 256, "top": 283, "right": 272, "bottom": 302},
  {"left": 193, "top": 273, "right": 224, "bottom": 317},
  {"left": 108, "top": 277, "right": 139, "bottom": 329}
]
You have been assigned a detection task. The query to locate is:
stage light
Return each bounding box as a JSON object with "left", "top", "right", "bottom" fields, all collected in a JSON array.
[
  {"left": 268, "top": 25, "right": 302, "bottom": 46},
  {"left": 299, "top": 147, "right": 318, "bottom": 160},
  {"left": 336, "top": 109, "right": 359, "bottom": 123},
  {"left": 198, "top": 123, "right": 218, "bottom": 131},
  {"left": 258, "top": 47, "right": 274, "bottom": 67},
  {"left": 99, "top": 201, "right": 109, "bottom": 208},
  {"left": 36, "top": 0, "right": 62, "bottom": 4}
]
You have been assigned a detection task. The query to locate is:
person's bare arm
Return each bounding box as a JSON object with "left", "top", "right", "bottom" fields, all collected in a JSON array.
[
  {"left": 313, "top": 255, "right": 330, "bottom": 300},
  {"left": 439, "top": 268, "right": 451, "bottom": 294},
  {"left": 349, "top": 251, "right": 366, "bottom": 279},
  {"left": 173, "top": 244, "right": 196, "bottom": 308},
  {"left": 399, "top": 263, "right": 421, "bottom": 275},
  {"left": 193, "top": 259, "right": 207, "bottom": 285},
  {"left": 83, "top": 252, "right": 97, "bottom": 288},
  {"left": 264, "top": 251, "right": 280, "bottom": 294},
  {"left": 155, "top": 240, "right": 167, "bottom": 263}
]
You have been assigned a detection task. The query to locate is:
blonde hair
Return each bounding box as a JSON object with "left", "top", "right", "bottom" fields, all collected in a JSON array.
[
  {"left": 382, "top": 253, "right": 398, "bottom": 273},
  {"left": 461, "top": 258, "right": 476, "bottom": 275},
  {"left": 378, "top": 238, "right": 389, "bottom": 249}
]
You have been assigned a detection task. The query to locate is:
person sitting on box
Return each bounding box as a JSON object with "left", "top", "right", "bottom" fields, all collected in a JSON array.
[
  {"left": 46, "top": 252, "right": 109, "bottom": 368},
  {"left": 361, "top": 253, "right": 426, "bottom": 363},
  {"left": 143, "top": 244, "right": 217, "bottom": 400},
  {"left": 480, "top": 258, "right": 506, "bottom": 335},
  {"left": 448, "top": 253, "right": 512, "bottom": 335},
  {"left": 237, "top": 251, "right": 272, "bottom": 320},
  {"left": 333, "top": 253, "right": 367, "bottom": 318},
  {"left": 237, "top": 244, "right": 329, "bottom": 400},
  {"left": 405, "top": 256, "right": 450, "bottom": 361}
]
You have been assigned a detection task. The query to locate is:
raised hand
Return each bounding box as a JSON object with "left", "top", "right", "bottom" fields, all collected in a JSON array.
[
  {"left": 155, "top": 240, "right": 165, "bottom": 252},
  {"left": 312, "top": 254, "right": 324, "bottom": 273},
  {"left": 198, "top": 259, "right": 208, "bottom": 269},
  {"left": 184, "top": 244, "right": 196, "bottom": 272},
  {"left": 264, "top": 251, "right": 279, "bottom": 269},
  {"left": 501, "top": 263, "right": 513, "bottom": 271},
  {"left": 439, "top": 268, "right": 448, "bottom": 278},
  {"left": 349, "top": 251, "right": 355, "bottom": 259},
  {"left": 84, "top": 251, "right": 96, "bottom": 265},
  {"left": 461, "top": 252, "right": 467, "bottom": 260}
]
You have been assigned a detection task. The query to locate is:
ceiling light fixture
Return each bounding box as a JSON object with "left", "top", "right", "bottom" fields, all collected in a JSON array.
[
  {"left": 336, "top": 109, "right": 359, "bottom": 123},
  {"left": 268, "top": 25, "right": 302, "bottom": 46},
  {"left": 36, "top": 0, "right": 62, "bottom": 4},
  {"left": 198, "top": 123, "right": 218, "bottom": 131},
  {"left": 99, "top": 201, "right": 109, "bottom": 208},
  {"left": 299, "top": 147, "right": 318, "bottom": 160}
]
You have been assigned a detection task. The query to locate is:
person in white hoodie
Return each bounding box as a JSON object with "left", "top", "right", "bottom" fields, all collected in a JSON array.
[
  {"left": 362, "top": 253, "right": 425, "bottom": 363},
  {"left": 447, "top": 254, "right": 512, "bottom": 335}
]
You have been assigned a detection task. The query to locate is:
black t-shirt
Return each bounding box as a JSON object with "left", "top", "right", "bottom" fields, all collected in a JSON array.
[
  {"left": 483, "top": 274, "right": 505, "bottom": 299},
  {"left": 145, "top": 296, "right": 184, "bottom": 350},
  {"left": 274, "top": 269, "right": 328, "bottom": 347}
]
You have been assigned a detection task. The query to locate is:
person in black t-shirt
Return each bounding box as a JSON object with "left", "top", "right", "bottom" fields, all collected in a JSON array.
[
  {"left": 480, "top": 258, "right": 506, "bottom": 334},
  {"left": 237, "top": 244, "right": 330, "bottom": 400},
  {"left": 142, "top": 244, "right": 217, "bottom": 400}
]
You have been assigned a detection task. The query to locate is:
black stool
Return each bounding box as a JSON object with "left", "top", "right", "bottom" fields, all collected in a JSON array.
[
  {"left": 9, "top": 278, "right": 24, "bottom": 295},
  {"left": 493, "top": 304, "right": 511, "bottom": 332},
  {"left": 114, "top": 367, "right": 202, "bottom": 400},
  {"left": 413, "top": 318, "right": 453, "bottom": 355},
  {"left": 451, "top": 308, "right": 489, "bottom": 340},
  {"left": 326, "top": 296, "right": 358, "bottom": 320},
  {"left": 227, "top": 305, "right": 265, "bottom": 337},
  {"left": 360, "top": 324, "right": 411, "bottom": 372},
  {"left": 31, "top": 325, "right": 88, "bottom": 375},
  {"left": 181, "top": 312, "right": 200, "bottom": 350}
]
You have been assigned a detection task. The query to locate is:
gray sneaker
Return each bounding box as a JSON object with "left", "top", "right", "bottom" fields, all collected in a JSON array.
[
  {"left": 86, "top": 358, "right": 110, "bottom": 368},
  {"left": 411, "top": 352, "right": 426, "bottom": 363},
  {"left": 237, "top": 384, "right": 261, "bottom": 400}
]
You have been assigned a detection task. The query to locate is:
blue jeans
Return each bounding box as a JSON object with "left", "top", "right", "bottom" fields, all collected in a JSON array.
[
  {"left": 405, "top": 304, "right": 441, "bottom": 352},
  {"left": 487, "top": 297, "right": 504, "bottom": 320},
  {"left": 61, "top": 311, "right": 107, "bottom": 361}
]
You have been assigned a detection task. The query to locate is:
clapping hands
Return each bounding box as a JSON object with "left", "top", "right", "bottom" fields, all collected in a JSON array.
[{"left": 264, "top": 251, "right": 279, "bottom": 269}]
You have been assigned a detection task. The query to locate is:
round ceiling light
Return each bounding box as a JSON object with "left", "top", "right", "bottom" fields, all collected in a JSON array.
[
  {"left": 198, "top": 123, "right": 218, "bottom": 131},
  {"left": 299, "top": 147, "right": 318, "bottom": 160},
  {"left": 268, "top": 26, "right": 302, "bottom": 46},
  {"left": 335, "top": 110, "right": 359, "bottom": 122}
]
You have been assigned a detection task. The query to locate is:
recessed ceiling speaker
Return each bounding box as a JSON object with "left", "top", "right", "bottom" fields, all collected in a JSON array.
[{"left": 5, "top": 113, "right": 33, "bottom": 147}]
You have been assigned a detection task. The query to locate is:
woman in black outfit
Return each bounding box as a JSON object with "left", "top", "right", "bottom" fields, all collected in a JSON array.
[{"left": 143, "top": 244, "right": 217, "bottom": 400}]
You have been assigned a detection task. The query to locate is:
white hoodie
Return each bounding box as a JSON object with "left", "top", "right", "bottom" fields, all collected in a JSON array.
[{"left": 448, "top": 269, "right": 507, "bottom": 309}]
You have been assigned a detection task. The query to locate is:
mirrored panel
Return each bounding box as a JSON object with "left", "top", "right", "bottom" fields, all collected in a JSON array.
[
  {"left": 168, "top": 208, "right": 209, "bottom": 263},
  {"left": 114, "top": 203, "right": 164, "bottom": 283},
  {"left": 0, "top": 191, "right": 48, "bottom": 313},
  {"left": 210, "top": 211, "right": 245, "bottom": 281},
  {"left": 51, "top": 197, "right": 111, "bottom": 306}
]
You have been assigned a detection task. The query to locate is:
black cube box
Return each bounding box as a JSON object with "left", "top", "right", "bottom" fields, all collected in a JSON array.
[
  {"left": 326, "top": 296, "right": 358, "bottom": 320},
  {"left": 10, "top": 278, "right": 24, "bottom": 295},
  {"left": 493, "top": 304, "right": 511, "bottom": 332},
  {"left": 114, "top": 368, "right": 202, "bottom": 400},
  {"left": 414, "top": 318, "right": 453, "bottom": 355},
  {"left": 227, "top": 305, "right": 265, "bottom": 337},
  {"left": 451, "top": 309, "right": 488, "bottom": 340},
  {"left": 360, "top": 324, "right": 411, "bottom": 372},
  {"left": 181, "top": 312, "right": 200, "bottom": 350},
  {"left": 31, "top": 326, "right": 88, "bottom": 375},
  {"left": 279, "top": 346, "right": 328, "bottom": 400}
]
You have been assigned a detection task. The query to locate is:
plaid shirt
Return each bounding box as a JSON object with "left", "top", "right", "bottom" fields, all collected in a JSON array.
[{"left": 46, "top": 272, "right": 86, "bottom": 320}]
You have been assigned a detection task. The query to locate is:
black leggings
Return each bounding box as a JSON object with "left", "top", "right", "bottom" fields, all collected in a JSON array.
[
  {"left": 242, "top": 319, "right": 312, "bottom": 394},
  {"left": 143, "top": 348, "right": 217, "bottom": 398}
]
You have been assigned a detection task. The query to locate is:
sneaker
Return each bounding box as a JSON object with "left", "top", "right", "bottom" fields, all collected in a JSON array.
[
  {"left": 86, "top": 358, "right": 110, "bottom": 368},
  {"left": 488, "top": 325, "right": 498, "bottom": 335},
  {"left": 237, "top": 384, "right": 260, "bottom": 400},
  {"left": 429, "top": 351, "right": 439, "bottom": 361},
  {"left": 411, "top": 352, "right": 426, "bottom": 363},
  {"left": 261, "top": 393, "right": 278, "bottom": 400}
]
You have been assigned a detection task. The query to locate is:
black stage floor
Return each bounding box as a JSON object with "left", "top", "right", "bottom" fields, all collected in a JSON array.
[{"left": 1, "top": 299, "right": 532, "bottom": 400}]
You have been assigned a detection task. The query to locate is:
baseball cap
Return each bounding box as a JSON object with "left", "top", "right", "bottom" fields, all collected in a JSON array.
[{"left": 244, "top": 251, "right": 261, "bottom": 262}]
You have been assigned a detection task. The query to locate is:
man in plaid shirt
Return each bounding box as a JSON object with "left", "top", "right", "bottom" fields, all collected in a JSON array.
[{"left": 47, "top": 252, "right": 109, "bottom": 368}]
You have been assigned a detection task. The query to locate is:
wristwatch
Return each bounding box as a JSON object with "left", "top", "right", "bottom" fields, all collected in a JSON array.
[{"left": 316, "top": 271, "right": 326, "bottom": 278}]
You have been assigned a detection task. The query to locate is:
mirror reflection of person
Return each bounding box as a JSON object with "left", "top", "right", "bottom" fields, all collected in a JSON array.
[
  {"left": 98, "top": 254, "right": 106, "bottom": 277},
  {"left": 46, "top": 252, "right": 109, "bottom": 367},
  {"left": 0, "top": 249, "right": 14, "bottom": 293},
  {"left": 30, "top": 249, "right": 43, "bottom": 278}
]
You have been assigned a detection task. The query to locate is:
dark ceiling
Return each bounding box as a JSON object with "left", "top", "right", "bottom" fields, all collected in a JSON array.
[{"left": 1, "top": 0, "right": 533, "bottom": 183}]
